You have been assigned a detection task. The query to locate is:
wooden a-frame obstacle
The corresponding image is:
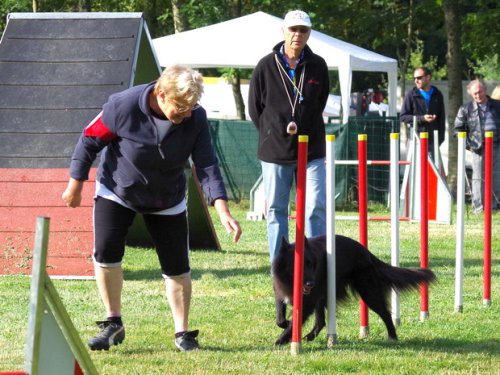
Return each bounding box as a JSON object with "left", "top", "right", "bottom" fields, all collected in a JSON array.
[{"left": 1, "top": 217, "right": 98, "bottom": 375}]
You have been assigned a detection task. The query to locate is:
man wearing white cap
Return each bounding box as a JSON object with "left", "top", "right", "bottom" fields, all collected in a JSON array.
[{"left": 248, "top": 10, "right": 329, "bottom": 268}]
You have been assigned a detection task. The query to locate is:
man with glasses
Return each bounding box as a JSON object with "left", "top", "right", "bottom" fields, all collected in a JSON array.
[
  {"left": 248, "top": 10, "right": 329, "bottom": 265},
  {"left": 248, "top": 9, "right": 329, "bottom": 328},
  {"left": 62, "top": 65, "right": 241, "bottom": 352},
  {"left": 454, "top": 79, "right": 500, "bottom": 213},
  {"left": 400, "top": 67, "right": 446, "bottom": 160}
]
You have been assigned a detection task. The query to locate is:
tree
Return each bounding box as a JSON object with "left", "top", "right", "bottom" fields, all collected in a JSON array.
[
  {"left": 443, "top": 0, "right": 463, "bottom": 193},
  {"left": 398, "top": 0, "right": 415, "bottom": 100},
  {"left": 1, "top": 1, "right": 496, "bottom": 107},
  {"left": 165, "top": 0, "right": 249, "bottom": 119},
  {"left": 462, "top": 0, "right": 500, "bottom": 77},
  {"left": 170, "top": 0, "right": 188, "bottom": 33},
  {"left": 226, "top": 0, "right": 246, "bottom": 119}
]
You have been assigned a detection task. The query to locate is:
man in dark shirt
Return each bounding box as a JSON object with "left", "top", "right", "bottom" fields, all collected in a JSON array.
[
  {"left": 454, "top": 80, "right": 500, "bottom": 213},
  {"left": 400, "top": 67, "right": 446, "bottom": 160}
]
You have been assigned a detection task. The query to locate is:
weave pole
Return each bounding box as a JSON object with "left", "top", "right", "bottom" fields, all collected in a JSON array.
[
  {"left": 24, "top": 217, "right": 98, "bottom": 375},
  {"left": 326, "top": 135, "right": 337, "bottom": 347},
  {"left": 358, "top": 134, "right": 369, "bottom": 338},
  {"left": 419, "top": 132, "right": 429, "bottom": 321},
  {"left": 483, "top": 131, "right": 493, "bottom": 307},
  {"left": 25, "top": 217, "right": 51, "bottom": 374},
  {"left": 291, "top": 135, "right": 308, "bottom": 355},
  {"left": 455, "top": 132, "right": 466, "bottom": 313},
  {"left": 390, "top": 133, "right": 401, "bottom": 326}
]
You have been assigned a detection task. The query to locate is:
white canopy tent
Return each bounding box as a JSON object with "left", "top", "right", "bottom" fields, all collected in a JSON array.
[{"left": 152, "top": 11, "right": 398, "bottom": 124}]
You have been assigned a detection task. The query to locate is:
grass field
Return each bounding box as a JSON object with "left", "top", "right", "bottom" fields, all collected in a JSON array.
[{"left": 1, "top": 202, "right": 499, "bottom": 374}]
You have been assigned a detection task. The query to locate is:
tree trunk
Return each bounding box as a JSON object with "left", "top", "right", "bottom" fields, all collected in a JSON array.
[
  {"left": 171, "top": 0, "right": 188, "bottom": 33},
  {"left": 228, "top": 0, "right": 246, "bottom": 120},
  {"left": 231, "top": 72, "right": 246, "bottom": 120},
  {"left": 79, "top": 0, "right": 92, "bottom": 12},
  {"left": 397, "top": 0, "right": 414, "bottom": 103},
  {"left": 443, "top": 0, "right": 463, "bottom": 196},
  {"left": 144, "top": 0, "right": 158, "bottom": 37}
]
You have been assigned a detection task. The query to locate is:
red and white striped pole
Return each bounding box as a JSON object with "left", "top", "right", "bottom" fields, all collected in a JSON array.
[
  {"left": 291, "top": 135, "right": 308, "bottom": 355},
  {"left": 358, "top": 134, "right": 369, "bottom": 337},
  {"left": 483, "top": 131, "right": 493, "bottom": 307},
  {"left": 419, "top": 132, "right": 429, "bottom": 321}
]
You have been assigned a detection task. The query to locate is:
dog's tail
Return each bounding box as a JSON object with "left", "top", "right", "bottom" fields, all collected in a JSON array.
[{"left": 371, "top": 256, "right": 436, "bottom": 292}]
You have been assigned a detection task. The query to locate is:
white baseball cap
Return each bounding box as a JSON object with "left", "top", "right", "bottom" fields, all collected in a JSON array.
[{"left": 283, "top": 10, "right": 312, "bottom": 28}]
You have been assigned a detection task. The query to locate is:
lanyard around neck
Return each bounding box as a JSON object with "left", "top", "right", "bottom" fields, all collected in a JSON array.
[{"left": 274, "top": 54, "right": 305, "bottom": 119}]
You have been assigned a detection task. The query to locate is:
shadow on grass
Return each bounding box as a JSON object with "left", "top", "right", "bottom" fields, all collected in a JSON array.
[
  {"left": 196, "top": 337, "right": 500, "bottom": 355},
  {"left": 300, "top": 336, "right": 500, "bottom": 355},
  {"left": 191, "top": 265, "right": 271, "bottom": 280},
  {"left": 123, "top": 265, "right": 271, "bottom": 281},
  {"left": 123, "top": 266, "right": 270, "bottom": 280},
  {"left": 123, "top": 258, "right": 270, "bottom": 281},
  {"left": 122, "top": 244, "right": 270, "bottom": 281},
  {"left": 395, "top": 337, "right": 500, "bottom": 354}
]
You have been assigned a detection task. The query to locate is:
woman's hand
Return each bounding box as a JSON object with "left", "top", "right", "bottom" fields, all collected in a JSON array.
[
  {"left": 214, "top": 199, "right": 242, "bottom": 243},
  {"left": 62, "top": 178, "right": 84, "bottom": 208}
]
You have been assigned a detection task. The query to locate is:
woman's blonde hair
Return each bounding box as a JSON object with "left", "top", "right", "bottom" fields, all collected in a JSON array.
[
  {"left": 154, "top": 65, "right": 204, "bottom": 106},
  {"left": 491, "top": 84, "right": 500, "bottom": 100}
]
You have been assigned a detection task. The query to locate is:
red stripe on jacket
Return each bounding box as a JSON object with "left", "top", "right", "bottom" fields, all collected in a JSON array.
[{"left": 84, "top": 112, "right": 116, "bottom": 141}]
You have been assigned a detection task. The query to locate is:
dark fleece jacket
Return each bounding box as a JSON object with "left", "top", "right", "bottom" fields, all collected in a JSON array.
[{"left": 248, "top": 42, "right": 330, "bottom": 164}]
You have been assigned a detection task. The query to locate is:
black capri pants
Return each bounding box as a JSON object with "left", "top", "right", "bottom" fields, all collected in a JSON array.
[{"left": 93, "top": 196, "right": 190, "bottom": 277}]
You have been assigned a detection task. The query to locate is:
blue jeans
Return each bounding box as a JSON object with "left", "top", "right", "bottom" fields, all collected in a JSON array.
[{"left": 261, "top": 158, "right": 326, "bottom": 264}]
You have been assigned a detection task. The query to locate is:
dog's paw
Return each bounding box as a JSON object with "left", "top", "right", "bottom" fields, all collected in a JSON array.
[
  {"left": 274, "top": 331, "right": 292, "bottom": 346},
  {"left": 274, "top": 338, "right": 288, "bottom": 346},
  {"left": 303, "top": 332, "right": 317, "bottom": 342}
]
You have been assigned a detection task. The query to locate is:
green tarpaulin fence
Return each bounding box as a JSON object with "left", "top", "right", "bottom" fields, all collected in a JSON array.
[{"left": 208, "top": 116, "right": 400, "bottom": 206}]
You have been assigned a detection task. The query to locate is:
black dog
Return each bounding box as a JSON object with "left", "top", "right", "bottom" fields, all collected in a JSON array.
[{"left": 272, "top": 235, "right": 436, "bottom": 345}]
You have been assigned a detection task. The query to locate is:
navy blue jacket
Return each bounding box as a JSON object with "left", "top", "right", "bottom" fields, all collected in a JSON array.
[{"left": 70, "top": 82, "right": 227, "bottom": 213}]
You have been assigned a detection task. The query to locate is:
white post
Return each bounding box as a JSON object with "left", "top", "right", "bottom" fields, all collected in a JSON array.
[
  {"left": 455, "top": 132, "right": 466, "bottom": 313},
  {"left": 325, "top": 135, "right": 337, "bottom": 347},
  {"left": 409, "top": 118, "right": 418, "bottom": 221},
  {"left": 433, "top": 129, "right": 440, "bottom": 171},
  {"left": 390, "top": 133, "right": 401, "bottom": 326}
]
